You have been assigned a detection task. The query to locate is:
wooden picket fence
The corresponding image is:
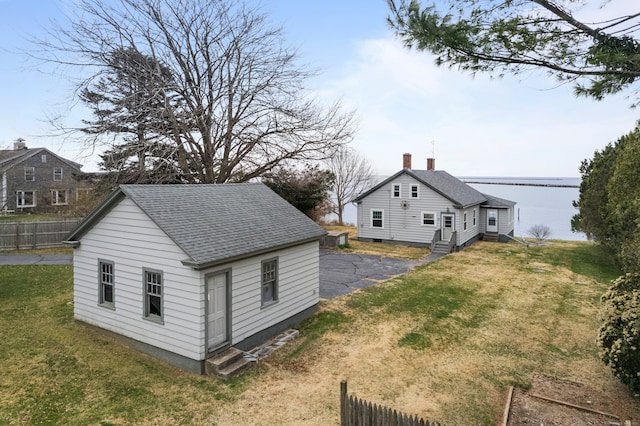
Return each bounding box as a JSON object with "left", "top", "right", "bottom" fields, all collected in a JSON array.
[
  {"left": 340, "top": 381, "right": 445, "bottom": 426},
  {"left": 0, "top": 219, "right": 81, "bottom": 250}
]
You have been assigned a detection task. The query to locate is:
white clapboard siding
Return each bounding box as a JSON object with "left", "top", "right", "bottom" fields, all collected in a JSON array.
[
  {"left": 201, "top": 241, "right": 319, "bottom": 345},
  {"left": 73, "top": 197, "right": 204, "bottom": 360},
  {"left": 358, "top": 174, "right": 470, "bottom": 244}
]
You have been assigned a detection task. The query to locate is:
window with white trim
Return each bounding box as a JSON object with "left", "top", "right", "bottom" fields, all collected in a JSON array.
[
  {"left": 392, "top": 184, "right": 400, "bottom": 198},
  {"left": 51, "top": 190, "right": 67, "bottom": 205},
  {"left": 261, "top": 258, "right": 278, "bottom": 306},
  {"left": 371, "top": 209, "right": 384, "bottom": 228},
  {"left": 53, "top": 167, "right": 63, "bottom": 181},
  {"left": 99, "top": 260, "right": 114, "bottom": 308},
  {"left": 41, "top": 154, "right": 47, "bottom": 163},
  {"left": 411, "top": 185, "right": 419, "bottom": 198},
  {"left": 144, "top": 269, "right": 163, "bottom": 322},
  {"left": 25, "top": 167, "right": 34, "bottom": 182},
  {"left": 463, "top": 212, "right": 468, "bottom": 230},
  {"left": 17, "top": 191, "right": 36, "bottom": 207},
  {"left": 422, "top": 212, "right": 435, "bottom": 226},
  {"left": 473, "top": 209, "right": 477, "bottom": 226}
]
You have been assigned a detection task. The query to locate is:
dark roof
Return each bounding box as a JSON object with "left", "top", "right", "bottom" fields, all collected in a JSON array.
[
  {"left": 354, "top": 169, "right": 488, "bottom": 208},
  {"left": 480, "top": 193, "right": 516, "bottom": 208},
  {"left": 0, "top": 147, "right": 83, "bottom": 172},
  {"left": 66, "top": 183, "right": 327, "bottom": 269}
]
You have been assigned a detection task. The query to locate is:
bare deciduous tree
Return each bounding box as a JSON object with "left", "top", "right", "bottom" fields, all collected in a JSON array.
[
  {"left": 528, "top": 224, "right": 552, "bottom": 242},
  {"left": 34, "top": 0, "right": 356, "bottom": 183},
  {"left": 326, "top": 146, "right": 374, "bottom": 225}
]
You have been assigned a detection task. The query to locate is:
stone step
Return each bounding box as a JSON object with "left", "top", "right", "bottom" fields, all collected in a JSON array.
[
  {"left": 216, "top": 357, "right": 252, "bottom": 380},
  {"left": 205, "top": 347, "right": 252, "bottom": 379}
]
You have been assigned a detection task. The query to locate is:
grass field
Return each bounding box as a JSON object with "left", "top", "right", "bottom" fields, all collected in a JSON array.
[{"left": 1, "top": 239, "right": 636, "bottom": 425}]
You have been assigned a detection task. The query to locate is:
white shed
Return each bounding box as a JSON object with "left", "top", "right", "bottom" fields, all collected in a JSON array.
[{"left": 64, "top": 183, "right": 326, "bottom": 374}]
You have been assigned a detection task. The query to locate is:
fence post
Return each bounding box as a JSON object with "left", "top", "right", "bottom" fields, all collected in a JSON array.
[
  {"left": 15, "top": 222, "right": 19, "bottom": 251},
  {"left": 340, "top": 380, "right": 347, "bottom": 426},
  {"left": 32, "top": 222, "right": 37, "bottom": 249}
]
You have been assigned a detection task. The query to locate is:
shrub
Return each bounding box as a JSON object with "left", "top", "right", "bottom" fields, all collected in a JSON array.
[
  {"left": 527, "top": 224, "right": 552, "bottom": 242},
  {"left": 597, "top": 273, "right": 640, "bottom": 393}
]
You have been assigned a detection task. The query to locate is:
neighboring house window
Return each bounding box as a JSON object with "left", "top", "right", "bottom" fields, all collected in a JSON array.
[
  {"left": 41, "top": 154, "right": 47, "bottom": 163},
  {"left": 51, "top": 190, "right": 67, "bottom": 205},
  {"left": 463, "top": 212, "right": 468, "bottom": 230},
  {"left": 473, "top": 209, "right": 477, "bottom": 227},
  {"left": 261, "top": 258, "right": 278, "bottom": 306},
  {"left": 392, "top": 184, "right": 400, "bottom": 198},
  {"left": 53, "top": 167, "right": 63, "bottom": 181},
  {"left": 144, "top": 269, "right": 163, "bottom": 322},
  {"left": 99, "top": 260, "right": 115, "bottom": 308},
  {"left": 25, "top": 167, "right": 34, "bottom": 182},
  {"left": 422, "top": 212, "right": 435, "bottom": 226},
  {"left": 371, "top": 209, "right": 384, "bottom": 228},
  {"left": 411, "top": 185, "right": 419, "bottom": 198},
  {"left": 16, "top": 191, "right": 36, "bottom": 207}
]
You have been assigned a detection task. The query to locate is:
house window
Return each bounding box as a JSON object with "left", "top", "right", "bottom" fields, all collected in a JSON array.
[
  {"left": 144, "top": 269, "right": 163, "bottom": 322},
  {"left": 41, "top": 154, "right": 47, "bottom": 163},
  {"left": 422, "top": 212, "right": 435, "bottom": 226},
  {"left": 51, "top": 190, "right": 67, "bottom": 205},
  {"left": 25, "top": 167, "right": 34, "bottom": 182},
  {"left": 16, "top": 191, "right": 36, "bottom": 207},
  {"left": 99, "top": 260, "right": 114, "bottom": 308},
  {"left": 392, "top": 184, "right": 400, "bottom": 198},
  {"left": 371, "top": 209, "right": 384, "bottom": 228},
  {"left": 411, "top": 185, "right": 419, "bottom": 198},
  {"left": 53, "top": 167, "right": 63, "bottom": 181},
  {"left": 463, "top": 212, "right": 468, "bottom": 230},
  {"left": 261, "top": 258, "right": 278, "bottom": 306},
  {"left": 473, "top": 209, "right": 477, "bottom": 227}
]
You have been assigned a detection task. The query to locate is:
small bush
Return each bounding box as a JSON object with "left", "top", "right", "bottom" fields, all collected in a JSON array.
[
  {"left": 527, "top": 224, "right": 552, "bottom": 242},
  {"left": 597, "top": 273, "right": 640, "bottom": 393}
]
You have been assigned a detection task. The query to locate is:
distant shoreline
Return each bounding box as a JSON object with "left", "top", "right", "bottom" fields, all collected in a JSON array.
[{"left": 463, "top": 181, "right": 580, "bottom": 188}]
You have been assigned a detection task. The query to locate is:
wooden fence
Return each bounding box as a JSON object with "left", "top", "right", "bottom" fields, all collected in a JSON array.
[
  {"left": 0, "top": 219, "right": 81, "bottom": 250},
  {"left": 340, "top": 381, "right": 444, "bottom": 426}
]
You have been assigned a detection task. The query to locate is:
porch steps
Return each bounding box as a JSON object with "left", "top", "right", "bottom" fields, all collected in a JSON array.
[
  {"left": 483, "top": 233, "right": 500, "bottom": 242},
  {"left": 204, "top": 347, "right": 252, "bottom": 379},
  {"left": 432, "top": 241, "right": 451, "bottom": 254}
]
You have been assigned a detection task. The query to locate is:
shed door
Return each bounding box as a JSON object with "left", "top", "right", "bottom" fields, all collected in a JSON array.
[
  {"left": 441, "top": 214, "right": 454, "bottom": 241},
  {"left": 207, "top": 273, "right": 228, "bottom": 351},
  {"left": 487, "top": 209, "right": 498, "bottom": 233}
]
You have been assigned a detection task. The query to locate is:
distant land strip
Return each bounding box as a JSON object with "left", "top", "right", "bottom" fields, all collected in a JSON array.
[{"left": 463, "top": 181, "right": 580, "bottom": 188}]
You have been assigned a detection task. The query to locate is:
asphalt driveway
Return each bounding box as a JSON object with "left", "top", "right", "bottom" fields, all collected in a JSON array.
[{"left": 0, "top": 251, "right": 444, "bottom": 299}]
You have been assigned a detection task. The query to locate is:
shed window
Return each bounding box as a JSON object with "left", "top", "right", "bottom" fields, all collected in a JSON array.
[
  {"left": 25, "top": 167, "right": 34, "bottom": 182},
  {"left": 53, "top": 167, "right": 63, "bottom": 181},
  {"left": 261, "top": 258, "right": 278, "bottom": 306},
  {"left": 463, "top": 212, "right": 468, "bottom": 230},
  {"left": 371, "top": 209, "right": 383, "bottom": 228},
  {"left": 392, "top": 184, "right": 400, "bottom": 198},
  {"left": 422, "top": 212, "right": 435, "bottom": 226},
  {"left": 473, "top": 209, "right": 477, "bottom": 226},
  {"left": 99, "top": 260, "right": 114, "bottom": 308},
  {"left": 144, "top": 269, "right": 163, "bottom": 322},
  {"left": 411, "top": 185, "right": 419, "bottom": 198}
]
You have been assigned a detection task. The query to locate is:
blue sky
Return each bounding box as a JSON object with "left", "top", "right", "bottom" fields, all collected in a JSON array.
[{"left": 1, "top": 0, "right": 638, "bottom": 177}]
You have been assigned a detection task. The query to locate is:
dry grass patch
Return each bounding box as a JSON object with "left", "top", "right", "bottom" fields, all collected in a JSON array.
[{"left": 323, "top": 225, "right": 430, "bottom": 259}]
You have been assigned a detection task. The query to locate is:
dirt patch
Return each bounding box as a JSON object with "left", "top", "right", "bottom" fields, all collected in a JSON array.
[{"left": 507, "top": 375, "right": 638, "bottom": 425}]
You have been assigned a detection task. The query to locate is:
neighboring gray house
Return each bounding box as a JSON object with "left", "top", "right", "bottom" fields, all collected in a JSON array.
[
  {"left": 64, "top": 183, "right": 326, "bottom": 374},
  {"left": 354, "top": 154, "right": 515, "bottom": 253},
  {"left": 0, "top": 140, "right": 90, "bottom": 214}
]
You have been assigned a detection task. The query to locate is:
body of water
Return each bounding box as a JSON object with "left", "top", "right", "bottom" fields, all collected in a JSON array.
[{"left": 338, "top": 176, "right": 586, "bottom": 241}]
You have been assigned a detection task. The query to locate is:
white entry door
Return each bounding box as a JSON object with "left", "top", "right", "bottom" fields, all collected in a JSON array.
[
  {"left": 487, "top": 209, "right": 498, "bottom": 233},
  {"left": 207, "top": 273, "right": 228, "bottom": 351},
  {"left": 441, "top": 214, "right": 454, "bottom": 241}
]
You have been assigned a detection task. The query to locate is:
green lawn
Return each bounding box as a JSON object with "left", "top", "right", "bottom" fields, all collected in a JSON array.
[{"left": 0, "top": 240, "right": 635, "bottom": 425}]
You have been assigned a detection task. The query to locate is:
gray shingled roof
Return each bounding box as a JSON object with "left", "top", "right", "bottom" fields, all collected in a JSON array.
[
  {"left": 354, "top": 169, "right": 488, "bottom": 208},
  {"left": 68, "top": 183, "right": 326, "bottom": 269},
  {"left": 0, "top": 148, "right": 83, "bottom": 172},
  {"left": 481, "top": 193, "right": 516, "bottom": 208}
]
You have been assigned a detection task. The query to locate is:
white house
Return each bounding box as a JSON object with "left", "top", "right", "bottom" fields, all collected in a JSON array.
[
  {"left": 64, "top": 183, "right": 326, "bottom": 374},
  {"left": 354, "top": 154, "right": 515, "bottom": 253}
]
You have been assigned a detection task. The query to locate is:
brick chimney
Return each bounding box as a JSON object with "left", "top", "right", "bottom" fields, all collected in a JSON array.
[
  {"left": 403, "top": 153, "right": 412, "bottom": 169},
  {"left": 427, "top": 158, "right": 435, "bottom": 170}
]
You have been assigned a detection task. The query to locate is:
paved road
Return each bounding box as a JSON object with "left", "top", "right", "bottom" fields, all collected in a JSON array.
[{"left": 0, "top": 251, "right": 444, "bottom": 298}]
